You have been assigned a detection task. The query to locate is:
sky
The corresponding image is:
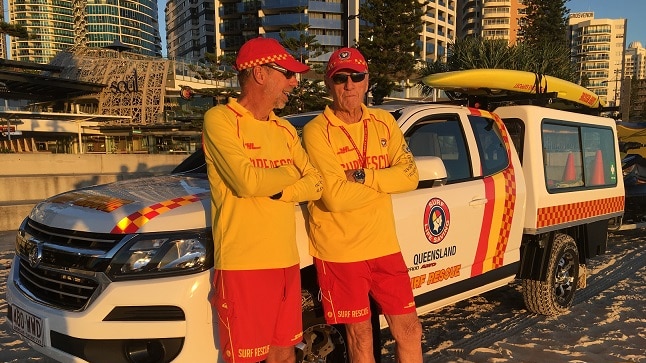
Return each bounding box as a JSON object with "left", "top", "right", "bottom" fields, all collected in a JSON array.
[
  {"left": 567, "top": 0, "right": 646, "bottom": 46},
  {"left": 158, "top": 0, "right": 167, "bottom": 56}
]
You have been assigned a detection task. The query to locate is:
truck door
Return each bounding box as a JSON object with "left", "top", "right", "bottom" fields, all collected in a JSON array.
[{"left": 392, "top": 111, "right": 489, "bottom": 306}]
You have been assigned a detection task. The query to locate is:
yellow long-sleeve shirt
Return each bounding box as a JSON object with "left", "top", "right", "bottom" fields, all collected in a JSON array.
[
  {"left": 302, "top": 105, "right": 419, "bottom": 262},
  {"left": 203, "top": 98, "right": 322, "bottom": 270}
]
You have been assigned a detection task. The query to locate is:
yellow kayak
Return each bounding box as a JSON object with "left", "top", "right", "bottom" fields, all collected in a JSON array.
[{"left": 422, "top": 69, "right": 604, "bottom": 109}]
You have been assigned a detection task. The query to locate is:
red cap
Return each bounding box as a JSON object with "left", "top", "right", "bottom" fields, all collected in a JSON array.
[
  {"left": 235, "top": 37, "right": 309, "bottom": 73},
  {"left": 325, "top": 47, "right": 368, "bottom": 78}
]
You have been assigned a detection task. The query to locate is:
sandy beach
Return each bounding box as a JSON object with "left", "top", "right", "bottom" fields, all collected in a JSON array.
[{"left": 1, "top": 229, "right": 645, "bottom": 363}]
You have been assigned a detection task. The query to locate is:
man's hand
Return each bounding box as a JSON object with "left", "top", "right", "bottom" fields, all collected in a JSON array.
[
  {"left": 345, "top": 169, "right": 357, "bottom": 181},
  {"left": 345, "top": 169, "right": 365, "bottom": 183}
]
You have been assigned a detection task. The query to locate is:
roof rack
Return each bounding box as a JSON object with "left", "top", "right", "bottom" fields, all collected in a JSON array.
[{"left": 421, "top": 91, "right": 618, "bottom": 118}]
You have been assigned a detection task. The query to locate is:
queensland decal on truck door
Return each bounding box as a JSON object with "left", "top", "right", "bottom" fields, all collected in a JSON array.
[{"left": 397, "top": 113, "right": 485, "bottom": 293}]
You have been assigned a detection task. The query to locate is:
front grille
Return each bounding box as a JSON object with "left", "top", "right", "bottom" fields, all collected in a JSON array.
[
  {"left": 14, "top": 218, "right": 128, "bottom": 311},
  {"left": 18, "top": 259, "right": 100, "bottom": 310},
  {"left": 24, "top": 219, "right": 121, "bottom": 254}
]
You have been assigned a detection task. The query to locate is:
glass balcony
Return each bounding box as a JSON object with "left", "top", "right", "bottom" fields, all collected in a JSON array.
[
  {"left": 236, "top": 0, "right": 261, "bottom": 14},
  {"left": 262, "top": 13, "right": 308, "bottom": 28},
  {"left": 582, "top": 64, "right": 609, "bottom": 70},
  {"left": 219, "top": 4, "right": 239, "bottom": 17},
  {"left": 582, "top": 36, "right": 611, "bottom": 44},
  {"left": 311, "top": 35, "right": 343, "bottom": 48},
  {"left": 582, "top": 28, "right": 611, "bottom": 35},
  {"left": 261, "top": 0, "right": 308, "bottom": 11},
  {"left": 308, "top": 1, "right": 342, "bottom": 13},
  {"left": 221, "top": 35, "right": 248, "bottom": 51},
  {"left": 309, "top": 18, "right": 342, "bottom": 31},
  {"left": 220, "top": 21, "right": 241, "bottom": 34}
]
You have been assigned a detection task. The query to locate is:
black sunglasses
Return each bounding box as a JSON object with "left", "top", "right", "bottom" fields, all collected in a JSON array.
[
  {"left": 331, "top": 72, "right": 367, "bottom": 84},
  {"left": 263, "top": 64, "right": 296, "bottom": 79}
]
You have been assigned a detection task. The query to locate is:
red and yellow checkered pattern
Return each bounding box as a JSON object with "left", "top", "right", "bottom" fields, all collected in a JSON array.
[
  {"left": 236, "top": 54, "right": 290, "bottom": 71},
  {"left": 471, "top": 111, "right": 519, "bottom": 276},
  {"left": 492, "top": 167, "right": 517, "bottom": 268},
  {"left": 111, "top": 192, "right": 209, "bottom": 234},
  {"left": 491, "top": 112, "right": 517, "bottom": 268},
  {"left": 536, "top": 196, "right": 624, "bottom": 228}
]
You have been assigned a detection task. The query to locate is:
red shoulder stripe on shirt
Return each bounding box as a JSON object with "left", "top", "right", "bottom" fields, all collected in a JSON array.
[
  {"left": 323, "top": 113, "right": 335, "bottom": 144},
  {"left": 225, "top": 104, "right": 243, "bottom": 138},
  {"left": 369, "top": 113, "right": 392, "bottom": 138},
  {"left": 272, "top": 121, "right": 297, "bottom": 140}
]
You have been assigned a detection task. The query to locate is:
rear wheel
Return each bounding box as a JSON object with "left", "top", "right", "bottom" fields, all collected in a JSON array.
[
  {"left": 522, "top": 233, "right": 579, "bottom": 315},
  {"left": 296, "top": 324, "right": 348, "bottom": 363}
]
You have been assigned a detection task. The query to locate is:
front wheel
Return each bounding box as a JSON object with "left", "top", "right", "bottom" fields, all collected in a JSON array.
[
  {"left": 296, "top": 324, "right": 348, "bottom": 363},
  {"left": 522, "top": 233, "right": 579, "bottom": 315}
]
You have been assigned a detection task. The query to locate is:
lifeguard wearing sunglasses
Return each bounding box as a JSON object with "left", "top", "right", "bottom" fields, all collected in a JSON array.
[
  {"left": 331, "top": 72, "right": 368, "bottom": 84},
  {"left": 302, "top": 46, "right": 423, "bottom": 363}
]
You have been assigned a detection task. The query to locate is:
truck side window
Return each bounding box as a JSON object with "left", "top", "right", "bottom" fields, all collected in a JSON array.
[
  {"left": 406, "top": 117, "right": 471, "bottom": 183},
  {"left": 543, "top": 123, "right": 584, "bottom": 189},
  {"left": 542, "top": 121, "right": 617, "bottom": 191},
  {"left": 582, "top": 126, "right": 617, "bottom": 187},
  {"left": 502, "top": 118, "right": 525, "bottom": 162},
  {"left": 470, "top": 115, "right": 510, "bottom": 176}
]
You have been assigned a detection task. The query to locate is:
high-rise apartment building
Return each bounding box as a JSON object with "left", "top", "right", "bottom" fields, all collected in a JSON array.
[
  {"left": 1, "top": 1, "right": 6, "bottom": 60},
  {"left": 458, "top": 0, "right": 526, "bottom": 44},
  {"left": 625, "top": 41, "right": 646, "bottom": 80},
  {"left": 8, "top": 0, "right": 74, "bottom": 63},
  {"left": 8, "top": 0, "right": 162, "bottom": 64},
  {"left": 164, "top": 1, "right": 456, "bottom": 65},
  {"left": 165, "top": 0, "right": 215, "bottom": 60},
  {"left": 420, "top": 0, "right": 456, "bottom": 61},
  {"left": 458, "top": 0, "right": 481, "bottom": 38},
  {"left": 211, "top": 0, "right": 349, "bottom": 60},
  {"left": 568, "top": 12, "right": 627, "bottom": 107}
]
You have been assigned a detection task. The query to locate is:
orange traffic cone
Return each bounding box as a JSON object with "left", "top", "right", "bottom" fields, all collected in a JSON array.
[
  {"left": 562, "top": 152, "right": 576, "bottom": 182},
  {"left": 590, "top": 150, "right": 605, "bottom": 185}
]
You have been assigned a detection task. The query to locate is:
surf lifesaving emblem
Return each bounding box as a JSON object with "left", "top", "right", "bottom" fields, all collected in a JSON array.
[{"left": 423, "top": 198, "right": 450, "bottom": 244}]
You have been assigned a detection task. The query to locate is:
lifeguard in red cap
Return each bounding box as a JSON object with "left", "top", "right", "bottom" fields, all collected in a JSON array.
[
  {"left": 302, "top": 47, "right": 422, "bottom": 362},
  {"left": 203, "top": 37, "right": 322, "bottom": 363}
]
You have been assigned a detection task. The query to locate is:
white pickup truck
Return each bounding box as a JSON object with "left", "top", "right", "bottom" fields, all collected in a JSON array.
[{"left": 7, "top": 103, "right": 624, "bottom": 363}]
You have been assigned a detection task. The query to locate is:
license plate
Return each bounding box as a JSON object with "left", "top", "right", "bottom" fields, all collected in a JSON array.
[{"left": 11, "top": 305, "right": 44, "bottom": 347}]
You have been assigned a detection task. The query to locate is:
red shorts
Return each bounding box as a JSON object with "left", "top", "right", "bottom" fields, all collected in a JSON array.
[
  {"left": 314, "top": 252, "right": 416, "bottom": 324},
  {"left": 212, "top": 265, "right": 302, "bottom": 363}
]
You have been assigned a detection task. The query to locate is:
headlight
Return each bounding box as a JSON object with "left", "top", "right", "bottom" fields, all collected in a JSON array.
[{"left": 107, "top": 230, "right": 213, "bottom": 281}]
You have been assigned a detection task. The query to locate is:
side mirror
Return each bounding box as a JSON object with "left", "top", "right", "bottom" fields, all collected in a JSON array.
[{"left": 415, "top": 156, "right": 448, "bottom": 188}]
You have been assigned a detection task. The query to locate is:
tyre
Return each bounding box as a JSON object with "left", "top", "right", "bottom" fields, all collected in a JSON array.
[
  {"left": 522, "top": 233, "right": 579, "bottom": 315},
  {"left": 297, "top": 324, "right": 348, "bottom": 363}
]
